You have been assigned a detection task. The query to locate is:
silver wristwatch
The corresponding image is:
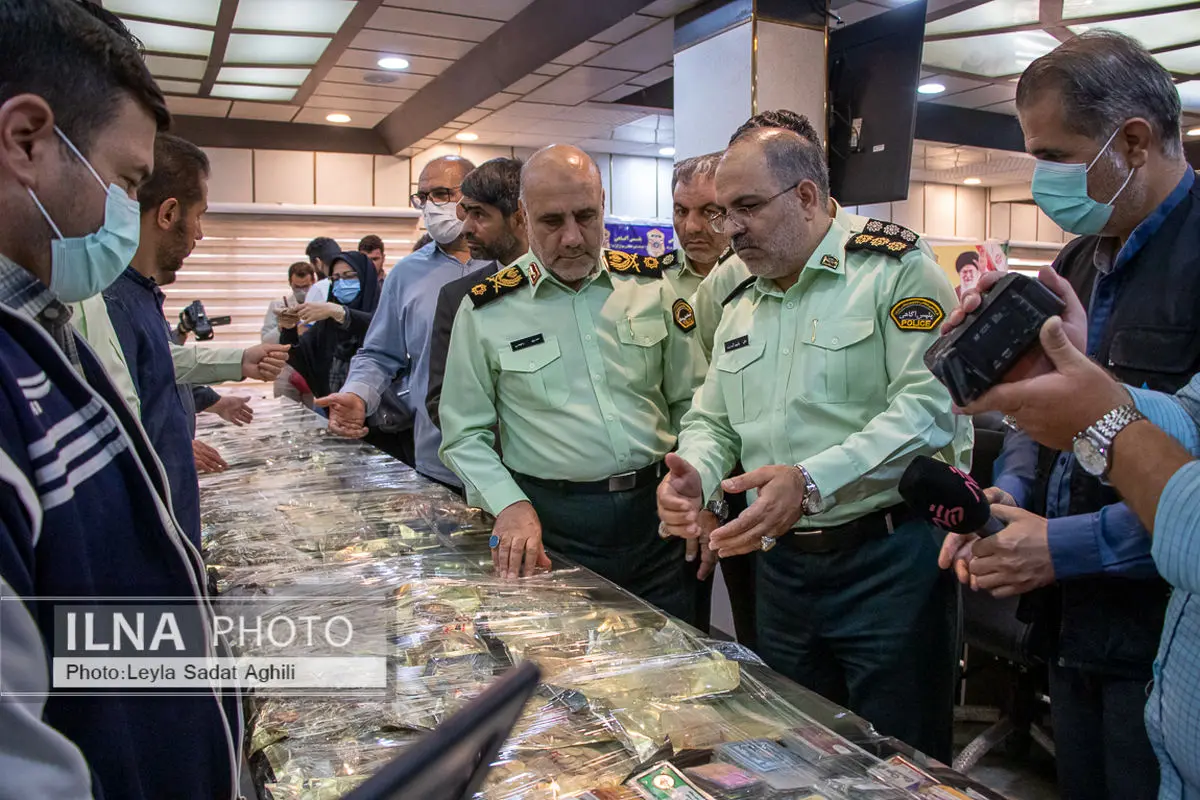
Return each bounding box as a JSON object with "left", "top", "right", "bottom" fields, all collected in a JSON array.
[
  {"left": 794, "top": 464, "right": 822, "bottom": 515},
  {"left": 1072, "top": 404, "right": 1145, "bottom": 481}
]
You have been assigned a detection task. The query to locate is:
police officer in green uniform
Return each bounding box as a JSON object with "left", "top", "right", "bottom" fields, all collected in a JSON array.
[
  {"left": 439, "top": 144, "right": 708, "bottom": 624},
  {"left": 664, "top": 152, "right": 735, "bottom": 300},
  {"left": 658, "top": 128, "right": 972, "bottom": 760}
]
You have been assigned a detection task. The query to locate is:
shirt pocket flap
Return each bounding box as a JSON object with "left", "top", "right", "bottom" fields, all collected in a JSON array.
[
  {"left": 618, "top": 315, "right": 669, "bottom": 347},
  {"left": 497, "top": 336, "right": 563, "bottom": 373},
  {"left": 716, "top": 337, "right": 766, "bottom": 373},
  {"left": 807, "top": 317, "right": 875, "bottom": 351},
  {"left": 1109, "top": 327, "right": 1199, "bottom": 374}
]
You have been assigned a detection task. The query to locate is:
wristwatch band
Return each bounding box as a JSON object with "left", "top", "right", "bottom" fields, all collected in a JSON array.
[
  {"left": 794, "top": 464, "right": 822, "bottom": 515},
  {"left": 1089, "top": 404, "right": 1145, "bottom": 441},
  {"left": 1073, "top": 403, "right": 1145, "bottom": 481}
]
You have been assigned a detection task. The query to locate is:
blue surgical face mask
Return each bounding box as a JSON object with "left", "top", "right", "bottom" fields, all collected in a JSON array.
[
  {"left": 26, "top": 126, "right": 142, "bottom": 303},
  {"left": 332, "top": 277, "right": 360, "bottom": 305},
  {"left": 1030, "top": 126, "right": 1135, "bottom": 236}
]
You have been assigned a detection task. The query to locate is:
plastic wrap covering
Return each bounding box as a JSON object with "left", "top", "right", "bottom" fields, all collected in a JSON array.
[{"left": 196, "top": 399, "right": 1002, "bottom": 800}]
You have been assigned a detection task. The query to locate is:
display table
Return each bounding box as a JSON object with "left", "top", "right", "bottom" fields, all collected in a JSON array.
[{"left": 197, "top": 398, "right": 1004, "bottom": 800}]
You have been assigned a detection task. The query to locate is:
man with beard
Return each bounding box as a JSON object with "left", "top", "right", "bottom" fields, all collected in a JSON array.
[
  {"left": 102, "top": 133, "right": 288, "bottom": 545},
  {"left": 658, "top": 128, "right": 967, "bottom": 760},
  {"left": 426, "top": 158, "right": 528, "bottom": 431},
  {"left": 318, "top": 156, "right": 492, "bottom": 484},
  {"left": 438, "top": 145, "right": 707, "bottom": 624}
]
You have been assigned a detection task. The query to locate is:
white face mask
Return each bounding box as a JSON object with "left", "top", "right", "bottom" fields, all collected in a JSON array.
[{"left": 423, "top": 202, "right": 464, "bottom": 245}]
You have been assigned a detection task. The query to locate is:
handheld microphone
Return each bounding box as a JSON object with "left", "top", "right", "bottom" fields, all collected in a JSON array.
[{"left": 898, "top": 455, "right": 1005, "bottom": 537}]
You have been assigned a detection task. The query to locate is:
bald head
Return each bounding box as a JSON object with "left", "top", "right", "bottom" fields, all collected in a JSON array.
[
  {"left": 520, "top": 144, "right": 606, "bottom": 284},
  {"left": 420, "top": 155, "right": 474, "bottom": 185}
]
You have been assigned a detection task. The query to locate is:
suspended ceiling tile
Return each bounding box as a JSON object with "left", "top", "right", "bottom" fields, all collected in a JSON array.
[
  {"left": 108, "top": 0, "right": 220, "bottom": 26},
  {"left": 505, "top": 74, "right": 553, "bottom": 94},
  {"left": 592, "top": 84, "right": 642, "bottom": 103},
  {"left": 491, "top": 102, "right": 566, "bottom": 120},
  {"left": 380, "top": 0, "right": 535, "bottom": 20},
  {"left": 592, "top": 13, "right": 660, "bottom": 45},
  {"left": 573, "top": 103, "right": 665, "bottom": 125},
  {"left": 612, "top": 123, "right": 659, "bottom": 144},
  {"left": 525, "top": 66, "right": 639, "bottom": 105},
  {"left": 834, "top": 2, "right": 892, "bottom": 26},
  {"left": 916, "top": 73, "right": 987, "bottom": 98},
  {"left": 932, "top": 83, "right": 1018, "bottom": 109},
  {"left": 428, "top": 127, "right": 462, "bottom": 141},
  {"left": 413, "top": 137, "right": 442, "bottom": 148},
  {"left": 445, "top": 120, "right": 468, "bottom": 128},
  {"left": 306, "top": 95, "right": 401, "bottom": 112},
  {"left": 217, "top": 67, "right": 311, "bottom": 86},
  {"left": 533, "top": 63, "right": 570, "bottom": 76},
  {"left": 324, "top": 66, "right": 432, "bottom": 90},
  {"left": 157, "top": 80, "right": 201, "bottom": 95},
  {"left": 925, "top": 0, "right": 1038, "bottom": 36},
  {"left": 314, "top": 81, "right": 416, "bottom": 103},
  {"left": 979, "top": 99, "right": 1019, "bottom": 116},
  {"left": 233, "top": 0, "right": 355, "bottom": 33},
  {"left": 478, "top": 92, "right": 523, "bottom": 110},
  {"left": 225, "top": 34, "right": 331, "bottom": 65},
  {"left": 640, "top": 0, "right": 706, "bottom": 17},
  {"left": 352, "top": 29, "right": 477, "bottom": 59},
  {"left": 336, "top": 48, "right": 454, "bottom": 76},
  {"left": 1072, "top": 10, "right": 1200, "bottom": 50},
  {"left": 143, "top": 55, "right": 208, "bottom": 81},
  {"left": 627, "top": 64, "right": 673, "bottom": 87},
  {"left": 578, "top": 137, "right": 667, "bottom": 156},
  {"left": 454, "top": 108, "right": 491, "bottom": 123},
  {"left": 165, "top": 97, "right": 231, "bottom": 117},
  {"left": 293, "top": 107, "right": 384, "bottom": 128},
  {"left": 123, "top": 20, "right": 213, "bottom": 56},
  {"left": 1179, "top": 80, "right": 1200, "bottom": 113},
  {"left": 368, "top": 7, "right": 503, "bottom": 41},
  {"left": 1061, "top": 0, "right": 1193, "bottom": 19},
  {"left": 586, "top": 20, "right": 674, "bottom": 73},
  {"left": 1158, "top": 44, "right": 1200, "bottom": 74},
  {"left": 228, "top": 102, "right": 302, "bottom": 121},
  {"left": 923, "top": 30, "right": 1062, "bottom": 77},
  {"left": 212, "top": 84, "right": 298, "bottom": 102},
  {"left": 553, "top": 41, "right": 612, "bottom": 67}
]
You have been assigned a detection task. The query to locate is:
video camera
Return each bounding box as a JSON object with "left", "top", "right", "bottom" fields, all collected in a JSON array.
[
  {"left": 177, "top": 300, "right": 231, "bottom": 342},
  {"left": 923, "top": 273, "right": 1065, "bottom": 407}
]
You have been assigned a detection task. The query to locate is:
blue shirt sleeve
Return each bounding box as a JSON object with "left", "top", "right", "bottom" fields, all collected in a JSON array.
[
  {"left": 1047, "top": 503, "right": 1157, "bottom": 580},
  {"left": 1154, "top": 460, "right": 1200, "bottom": 594},
  {"left": 1130, "top": 377, "right": 1200, "bottom": 457},
  {"left": 991, "top": 429, "right": 1038, "bottom": 508},
  {"left": 342, "top": 269, "right": 410, "bottom": 414}
]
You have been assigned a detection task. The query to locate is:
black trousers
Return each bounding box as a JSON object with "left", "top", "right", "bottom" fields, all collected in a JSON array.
[
  {"left": 515, "top": 476, "right": 698, "bottom": 626},
  {"left": 1049, "top": 663, "right": 1160, "bottom": 800}
]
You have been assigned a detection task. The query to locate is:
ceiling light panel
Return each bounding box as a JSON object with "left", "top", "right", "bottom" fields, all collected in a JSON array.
[
  {"left": 225, "top": 34, "right": 331, "bottom": 65},
  {"left": 1179, "top": 81, "right": 1200, "bottom": 113},
  {"left": 1157, "top": 45, "right": 1200, "bottom": 74},
  {"left": 1061, "top": 0, "right": 1192, "bottom": 19},
  {"left": 1071, "top": 10, "right": 1200, "bottom": 49},
  {"left": 123, "top": 20, "right": 214, "bottom": 57},
  {"left": 922, "top": 31, "right": 1061, "bottom": 77},
  {"left": 107, "top": 0, "right": 220, "bottom": 26},
  {"left": 143, "top": 55, "right": 208, "bottom": 81},
  {"left": 211, "top": 84, "right": 298, "bottom": 102},
  {"left": 217, "top": 67, "right": 311, "bottom": 86},
  {"left": 233, "top": 0, "right": 355, "bottom": 33},
  {"left": 924, "top": 0, "right": 1038, "bottom": 36},
  {"left": 156, "top": 80, "right": 201, "bottom": 95}
]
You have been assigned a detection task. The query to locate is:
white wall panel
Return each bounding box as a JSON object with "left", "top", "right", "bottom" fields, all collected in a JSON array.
[
  {"left": 202, "top": 147, "right": 254, "bottom": 204},
  {"left": 589, "top": 152, "right": 614, "bottom": 213},
  {"left": 254, "top": 150, "right": 314, "bottom": 205},
  {"left": 674, "top": 22, "right": 752, "bottom": 159},
  {"left": 923, "top": 183, "right": 958, "bottom": 238},
  {"left": 657, "top": 158, "right": 674, "bottom": 219},
  {"left": 1036, "top": 206, "right": 1065, "bottom": 243},
  {"left": 857, "top": 202, "right": 892, "bottom": 222},
  {"left": 1010, "top": 203, "right": 1039, "bottom": 241},
  {"left": 458, "top": 144, "right": 515, "bottom": 167},
  {"left": 990, "top": 203, "right": 1011, "bottom": 241},
  {"left": 315, "top": 153, "right": 374, "bottom": 207},
  {"left": 954, "top": 186, "right": 987, "bottom": 240},
  {"left": 374, "top": 155, "right": 412, "bottom": 208},
  {"left": 611, "top": 155, "right": 659, "bottom": 219},
  {"left": 891, "top": 184, "right": 925, "bottom": 233}
]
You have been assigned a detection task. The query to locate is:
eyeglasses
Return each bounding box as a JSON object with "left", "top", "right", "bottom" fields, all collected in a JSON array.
[
  {"left": 707, "top": 181, "right": 801, "bottom": 234},
  {"left": 410, "top": 185, "right": 462, "bottom": 209}
]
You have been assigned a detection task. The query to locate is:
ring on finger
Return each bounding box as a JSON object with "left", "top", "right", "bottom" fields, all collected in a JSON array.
[
  {"left": 488, "top": 534, "right": 500, "bottom": 549},
  {"left": 657, "top": 522, "right": 670, "bottom": 539},
  {"left": 760, "top": 535, "right": 777, "bottom": 552},
  {"left": 1002, "top": 414, "right": 1022, "bottom": 432}
]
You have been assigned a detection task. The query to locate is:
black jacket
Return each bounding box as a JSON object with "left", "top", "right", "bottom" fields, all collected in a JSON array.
[
  {"left": 280, "top": 251, "right": 379, "bottom": 398},
  {"left": 425, "top": 263, "right": 494, "bottom": 429}
]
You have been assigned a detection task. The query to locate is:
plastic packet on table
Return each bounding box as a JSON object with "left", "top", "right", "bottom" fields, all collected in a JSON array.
[
  {"left": 685, "top": 761, "right": 769, "bottom": 799},
  {"left": 713, "top": 739, "right": 824, "bottom": 793},
  {"left": 819, "top": 776, "right": 920, "bottom": 799},
  {"left": 782, "top": 725, "right": 878, "bottom": 772}
]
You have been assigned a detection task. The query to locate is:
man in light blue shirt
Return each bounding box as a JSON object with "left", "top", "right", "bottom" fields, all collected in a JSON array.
[{"left": 317, "top": 156, "right": 491, "bottom": 487}]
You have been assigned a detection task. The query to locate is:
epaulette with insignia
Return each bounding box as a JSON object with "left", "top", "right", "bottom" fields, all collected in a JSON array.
[
  {"left": 721, "top": 276, "right": 756, "bottom": 306},
  {"left": 661, "top": 250, "right": 680, "bottom": 269},
  {"left": 468, "top": 265, "right": 528, "bottom": 309},
  {"left": 604, "top": 249, "right": 664, "bottom": 278},
  {"left": 846, "top": 219, "right": 920, "bottom": 258}
]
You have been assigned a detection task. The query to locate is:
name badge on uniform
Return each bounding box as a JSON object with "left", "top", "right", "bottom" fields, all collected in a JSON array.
[
  {"left": 724, "top": 335, "right": 750, "bottom": 352},
  {"left": 510, "top": 333, "right": 545, "bottom": 352}
]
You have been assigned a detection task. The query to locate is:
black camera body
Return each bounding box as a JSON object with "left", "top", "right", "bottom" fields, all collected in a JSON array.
[
  {"left": 923, "top": 273, "right": 1066, "bottom": 407},
  {"left": 177, "top": 300, "right": 231, "bottom": 342}
]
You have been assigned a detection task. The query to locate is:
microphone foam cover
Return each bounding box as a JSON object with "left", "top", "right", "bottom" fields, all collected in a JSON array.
[{"left": 898, "top": 455, "right": 991, "bottom": 533}]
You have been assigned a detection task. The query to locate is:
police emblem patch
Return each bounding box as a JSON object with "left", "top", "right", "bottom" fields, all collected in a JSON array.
[
  {"left": 820, "top": 254, "right": 840, "bottom": 269},
  {"left": 889, "top": 297, "right": 945, "bottom": 332},
  {"left": 672, "top": 299, "right": 696, "bottom": 332}
]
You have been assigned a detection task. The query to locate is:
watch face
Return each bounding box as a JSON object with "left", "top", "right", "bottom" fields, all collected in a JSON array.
[{"left": 1073, "top": 436, "right": 1108, "bottom": 476}]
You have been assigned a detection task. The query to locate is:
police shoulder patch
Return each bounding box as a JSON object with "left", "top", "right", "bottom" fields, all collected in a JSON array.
[
  {"left": 889, "top": 297, "right": 945, "bottom": 332},
  {"left": 604, "top": 249, "right": 664, "bottom": 278},
  {"left": 468, "top": 265, "right": 529, "bottom": 309},
  {"left": 847, "top": 219, "right": 920, "bottom": 258},
  {"left": 672, "top": 298, "right": 696, "bottom": 332}
]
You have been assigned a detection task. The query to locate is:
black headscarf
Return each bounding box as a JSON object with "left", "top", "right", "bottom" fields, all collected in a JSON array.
[{"left": 329, "top": 250, "right": 380, "bottom": 313}]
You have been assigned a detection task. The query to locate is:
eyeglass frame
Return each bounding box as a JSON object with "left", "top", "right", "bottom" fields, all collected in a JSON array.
[
  {"left": 410, "top": 185, "right": 463, "bottom": 209},
  {"left": 706, "top": 180, "right": 802, "bottom": 234}
]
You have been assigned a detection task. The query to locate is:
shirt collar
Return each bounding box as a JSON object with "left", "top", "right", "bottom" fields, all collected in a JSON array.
[
  {"left": 524, "top": 251, "right": 609, "bottom": 298},
  {"left": 753, "top": 212, "right": 851, "bottom": 297},
  {"left": 1096, "top": 168, "right": 1196, "bottom": 275},
  {"left": 0, "top": 252, "right": 73, "bottom": 329}
]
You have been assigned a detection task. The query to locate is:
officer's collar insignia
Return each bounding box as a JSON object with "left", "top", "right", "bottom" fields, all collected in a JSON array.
[
  {"left": 889, "top": 297, "right": 944, "bottom": 332},
  {"left": 469, "top": 265, "right": 529, "bottom": 309},
  {"left": 603, "top": 249, "right": 664, "bottom": 278},
  {"left": 672, "top": 299, "right": 696, "bottom": 332},
  {"left": 820, "top": 254, "right": 840, "bottom": 269},
  {"left": 528, "top": 262, "right": 542, "bottom": 286},
  {"left": 847, "top": 219, "right": 919, "bottom": 258}
]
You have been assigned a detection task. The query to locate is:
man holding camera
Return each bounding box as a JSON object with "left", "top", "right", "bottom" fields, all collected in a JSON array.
[{"left": 937, "top": 31, "right": 1198, "bottom": 799}]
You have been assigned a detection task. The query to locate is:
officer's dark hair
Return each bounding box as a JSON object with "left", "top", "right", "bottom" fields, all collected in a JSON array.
[
  {"left": 745, "top": 129, "right": 831, "bottom": 206},
  {"left": 1017, "top": 30, "right": 1182, "bottom": 158},
  {"left": 287, "top": 261, "right": 316, "bottom": 282},
  {"left": 306, "top": 237, "right": 342, "bottom": 266},
  {"left": 461, "top": 158, "right": 523, "bottom": 218},
  {"left": 0, "top": 0, "right": 170, "bottom": 156},
  {"left": 412, "top": 233, "right": 433, "bottom": 252},
  {"left": 671, "top": 152, "right": 722, "bottom": 193},
  {"left": 138, "top": 134, "right": 210, "bottom": 214},
  {"left": 730, "top": 109, "right": 822, "bottom": 148},
  {"left": 955, "top": 251, "right": 978, "bottom": 273},
  {"left": 357, "top": 234, "right": 384, "bottom": 254}
]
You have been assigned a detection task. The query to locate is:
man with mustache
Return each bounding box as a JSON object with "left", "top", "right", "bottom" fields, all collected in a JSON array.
[
  {"left": 438, "top": 145, "right": 707, "bottom": 625},
  {"left": 658, "top": 128, "right": 969, "bottom": 760}
]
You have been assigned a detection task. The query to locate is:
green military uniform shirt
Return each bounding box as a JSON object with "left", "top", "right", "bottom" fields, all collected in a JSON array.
[
  {"left": 676, "top": 214, "right": 973, "bottom": 527},
  {"left": 439, "top": 249, "right": 708, "bottom": 515},
  {"left": 662, "top": 248, "right": 710, "bottom": 300}
]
